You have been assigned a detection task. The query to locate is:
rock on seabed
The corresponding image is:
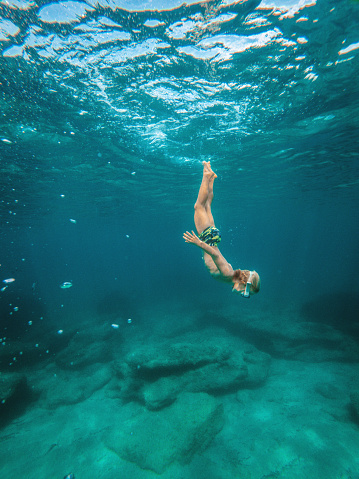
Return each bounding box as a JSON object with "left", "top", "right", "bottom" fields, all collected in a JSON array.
[
  {"left": 114, "top": 335, "right": 271, "bottom": 410},
  {"left": 105, "top": 392, "right": 224, "bottom": 474}
]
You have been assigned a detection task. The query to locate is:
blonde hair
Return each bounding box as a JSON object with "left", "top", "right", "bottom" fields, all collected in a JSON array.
[{"left": 233, "top": 269, "right": 260, "bottom": 294}]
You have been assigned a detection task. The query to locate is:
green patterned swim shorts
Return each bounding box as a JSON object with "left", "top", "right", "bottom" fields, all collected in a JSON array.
[{"left": 199, "top": 226, "right": 221, "bottom": 246}]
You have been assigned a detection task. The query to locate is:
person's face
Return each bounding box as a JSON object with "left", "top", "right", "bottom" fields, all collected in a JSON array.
[{"left": 232, "top": 282, "right": 246, "bottom": 293}]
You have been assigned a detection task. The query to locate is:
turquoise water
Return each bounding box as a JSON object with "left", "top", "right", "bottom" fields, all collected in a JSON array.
[{"left": 1, "top": 0, "right": 359, "bottom": 477}]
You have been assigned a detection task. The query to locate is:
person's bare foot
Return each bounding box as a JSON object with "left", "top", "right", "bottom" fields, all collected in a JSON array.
[
  {"left": 202, "top": 160, "right": 211, "bottom": 171},
  {"left": 202, "top": 160, "right": 217, "bottom": 179}
]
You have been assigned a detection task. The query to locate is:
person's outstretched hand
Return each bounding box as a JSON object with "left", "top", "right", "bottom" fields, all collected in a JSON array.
[{"left": 183, "top": 230, "right": 201, "bottom": 246}]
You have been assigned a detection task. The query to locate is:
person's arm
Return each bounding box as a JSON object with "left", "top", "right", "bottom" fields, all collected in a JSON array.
[
  {"left": 183, "top": 230, "right": 216, "bottom": 254},
  {"left": 183, "top": 230, "right": 233, "bottom": 277}
]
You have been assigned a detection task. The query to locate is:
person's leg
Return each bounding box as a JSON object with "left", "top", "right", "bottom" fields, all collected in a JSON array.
[
  {"left": 205, "top": 172, "right": 216, "bottom": 226},
  {"left": 194, "top": 162, "right": 216, "bottom": 234}
]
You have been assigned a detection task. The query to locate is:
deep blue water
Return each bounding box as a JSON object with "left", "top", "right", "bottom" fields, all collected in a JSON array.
[
  {"left": 1, "top": 0, "right": 359, "bottom": 362},
  {"left": 1, "top": 0, "right": 359, "bottom": 476},
  {"left": 1, "top": 0, "right": 359, "bottom": 356}
]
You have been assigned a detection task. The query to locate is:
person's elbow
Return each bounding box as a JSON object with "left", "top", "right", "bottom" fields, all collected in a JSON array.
[{"left": 209, "top": 248, "right": 220, "bottom": 259}]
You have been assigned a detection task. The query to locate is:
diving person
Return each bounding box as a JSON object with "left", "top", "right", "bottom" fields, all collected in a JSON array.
[{"left": 183, "top": 161, "right": 260, "bottom": 297}]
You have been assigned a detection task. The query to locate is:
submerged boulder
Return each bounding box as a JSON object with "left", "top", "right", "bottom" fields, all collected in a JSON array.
[
  {"left": 35, "top": 363, "right": 112, "bottom": 409},
  {"left": 125, "top": 341, "right": 230, "bottom": 373},
  {"left": 225, "top": 312, "right": 359, "bottom": 362},
  {"left": 55, "top": 328, "right": 115, "bottom": 370},
  {"left": 114, "top": 334, "right": 270, "bottom": 410},
  {"left": 105, "top": 392, "right": 224, "bottom": 474}
]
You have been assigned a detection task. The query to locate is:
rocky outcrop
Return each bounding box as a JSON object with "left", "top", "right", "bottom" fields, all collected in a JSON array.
[
  {"left": 105, "top": 392, "right": 224, "bottom": 474},
  {"left": 55, "top": 328, "right": 117, "bottom": 370},
  {"left": 112, "top": 333, "right": 271, "bottom": 410},
  {"left": 35, "top": 363, "right": 112, "bottom": 409},
  {"left": 226, "top": 313, "right": 359, "bottom": 362}
]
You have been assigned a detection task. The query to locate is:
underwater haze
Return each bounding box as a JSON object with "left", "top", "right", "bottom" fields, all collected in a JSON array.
[{"left": 1, "top": 0, "right": 359, "bottom": 478}]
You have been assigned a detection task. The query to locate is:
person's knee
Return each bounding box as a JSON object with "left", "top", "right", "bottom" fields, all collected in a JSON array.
[{"left": 194, "top": 201, "right": 206, "bottom": 212}]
